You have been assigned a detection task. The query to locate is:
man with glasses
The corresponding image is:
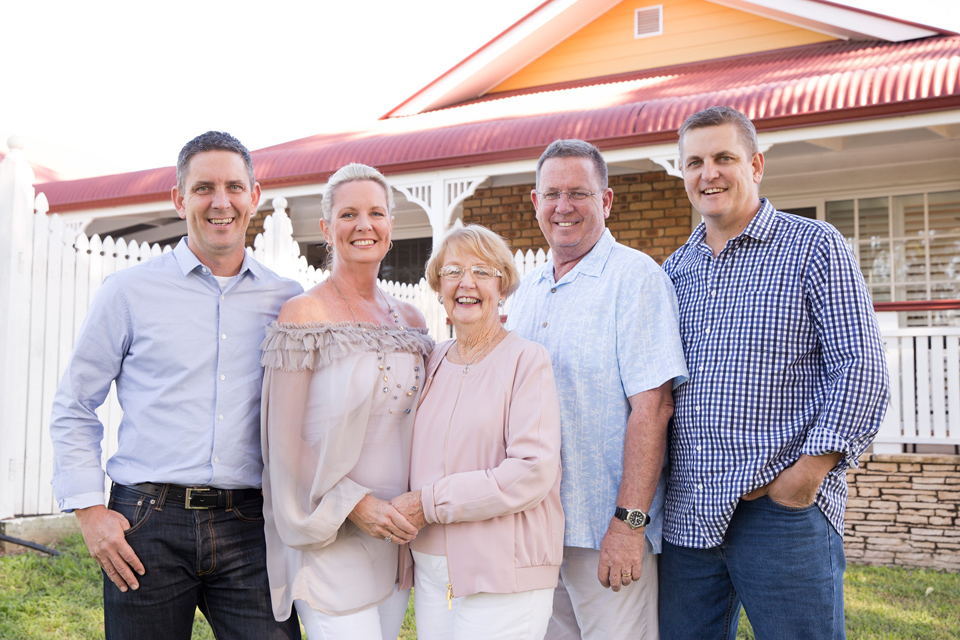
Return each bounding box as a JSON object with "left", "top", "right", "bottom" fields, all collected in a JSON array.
[{"left": 507, "top": 139, "right": 687, "bottom": 639}]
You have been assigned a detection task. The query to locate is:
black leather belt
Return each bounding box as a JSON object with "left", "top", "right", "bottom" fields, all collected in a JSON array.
[{"left": 117, "top": 482, "right": 261, "bottom": 509}]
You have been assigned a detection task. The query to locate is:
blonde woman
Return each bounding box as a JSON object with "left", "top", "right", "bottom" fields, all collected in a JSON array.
[{"left": 260, "top": 163, "right": 433, "bottom": 639}]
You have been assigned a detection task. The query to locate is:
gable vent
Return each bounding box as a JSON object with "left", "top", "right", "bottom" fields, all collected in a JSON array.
[{"left": 635, "top": 5, "right": 663, "bottom": 39}]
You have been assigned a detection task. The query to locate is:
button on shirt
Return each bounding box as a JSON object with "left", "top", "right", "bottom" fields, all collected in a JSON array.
[
  {"left": 662, "top": 199, "right": 889, "bottom": 549},
  {"left": 508, "top": 230, "right": 688, "bottom": 551},
  {"left": 51, "top": 238, "right": 303, "bottom": 511}
]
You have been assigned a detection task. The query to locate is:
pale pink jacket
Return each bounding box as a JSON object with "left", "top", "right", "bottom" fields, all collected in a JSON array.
[{"left": 410, "top": 331, "right": 563, "bottom": 597}]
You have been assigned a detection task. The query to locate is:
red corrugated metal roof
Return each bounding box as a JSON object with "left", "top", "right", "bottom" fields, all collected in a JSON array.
[{"left": 40, "top": 37, "right": 960, "bottom": 213}]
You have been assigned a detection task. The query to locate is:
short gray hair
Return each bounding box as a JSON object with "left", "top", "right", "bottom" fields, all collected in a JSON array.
[
  {"left": 535, "top": 139, "right": 608, "bottom": 190},
  {"left": 321, "top": 163, "right": 395, "bottom": 224},
  {"left": 177, "top": 131, "right": 254, "bottom": 192},
  {"left": 677, "top": 106, "right": 759, "bottom": 157}
]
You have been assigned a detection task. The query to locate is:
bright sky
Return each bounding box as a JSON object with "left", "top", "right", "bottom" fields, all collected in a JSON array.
[{"left": 3, "top": 0, "right": 957, "bottom": 179}]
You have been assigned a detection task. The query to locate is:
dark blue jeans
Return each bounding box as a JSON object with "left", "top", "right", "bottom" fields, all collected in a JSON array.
[
  {"left": 659, "top": 496, "right": 846, "bottom": 640},
  {"left": 104, "top": 484, "right": 299, "bottom": 640}
]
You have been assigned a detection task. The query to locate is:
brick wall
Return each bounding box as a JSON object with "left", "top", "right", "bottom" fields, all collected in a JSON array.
[
  {"left": 845, "top": 453, "right": 960, "bottom": 572},
  {"left": 245, "top": 207, "right": 269, "bottom": 248},
  {"left": 461, "top": 171, "right": 692, "bottom": 264}
]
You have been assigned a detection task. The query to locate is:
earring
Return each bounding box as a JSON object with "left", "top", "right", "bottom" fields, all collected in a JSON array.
[
  {"left": 438, "top": 295, "right": 444, "bottom": 304},
  {"left": 498, "top": 299, "right": 504, "bottom": 308},
  {"left": 388, "top": 241, "right": 394, "bottom": 251}
]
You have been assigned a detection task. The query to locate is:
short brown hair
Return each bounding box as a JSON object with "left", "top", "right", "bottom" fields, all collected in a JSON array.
[
  {"left": 677, "top": 106, "right": 759, "bottom": 157},
  {"left": 425, "top": 225, "right": 520, "bottom": 297},
  {"left": 177, "top": 131, "right": 254, "bottom": 192}
]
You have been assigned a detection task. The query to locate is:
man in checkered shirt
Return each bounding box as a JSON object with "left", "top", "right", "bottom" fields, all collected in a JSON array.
[{"left": 659, "top": 106, "right": 889, "bottom": 639}]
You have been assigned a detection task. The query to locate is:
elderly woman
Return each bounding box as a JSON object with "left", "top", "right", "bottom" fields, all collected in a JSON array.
[
  {"left": 391, "top": 224, "right": 563, "bottom": 640},
  {"left": 260, "top": 163, "right": 433, "bottom": 640}
]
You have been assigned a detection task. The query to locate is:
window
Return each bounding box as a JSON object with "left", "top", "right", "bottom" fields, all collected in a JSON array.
[
  {"left": 825, "top": 190, "right": 960, "bottom": 326},
  {"left": 635, "top": 6, "right": 663, "bottom": 39},
  {"left": 379, "top": 237, "right": 434, "bottom": 285}
]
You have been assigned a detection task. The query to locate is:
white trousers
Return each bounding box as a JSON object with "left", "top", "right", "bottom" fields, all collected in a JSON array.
[
  {"left": 294, "top": 587, "right": 410, "bottom": 640},
  {"left": 412, "top": 550, "right": 554, "bottom": 640},
  {"left": 545, "top": 540, "right": 659, "bottom": 640}
]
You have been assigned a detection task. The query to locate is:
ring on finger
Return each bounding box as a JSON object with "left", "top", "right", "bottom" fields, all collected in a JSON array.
[{"left": 385, "top": 535, "right": 392, "bottom": 542}]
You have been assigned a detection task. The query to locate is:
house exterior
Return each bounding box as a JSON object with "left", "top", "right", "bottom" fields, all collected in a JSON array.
[{"left": 35, "top": 0, "right": 959, "bottom": 326}]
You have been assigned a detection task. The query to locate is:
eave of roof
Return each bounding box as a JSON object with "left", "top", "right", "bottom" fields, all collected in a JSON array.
[{"left": 39, "top": 36, "right": 960, "bottom": 213}]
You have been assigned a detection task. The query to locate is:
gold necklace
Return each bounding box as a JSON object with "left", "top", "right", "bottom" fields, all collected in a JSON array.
[
  {"left": 456, "top": 327, "right": 505, "bottom": 376},
  {"left": 329, "top": 277, "right": 420, "bottom": 413}
]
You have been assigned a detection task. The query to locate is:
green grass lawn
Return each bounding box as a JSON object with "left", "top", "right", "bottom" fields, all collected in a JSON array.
[{"left": 2, "top": 533, "right": 957, "bottom": 639}]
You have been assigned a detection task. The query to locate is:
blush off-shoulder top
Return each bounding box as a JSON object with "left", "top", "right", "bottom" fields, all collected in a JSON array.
[{"left": 260, "top": 321, "right": 434, "bottom": 619}]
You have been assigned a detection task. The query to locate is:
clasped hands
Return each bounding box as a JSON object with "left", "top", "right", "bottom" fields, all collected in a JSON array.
[{"left": 347, "top": 490, "right": 427, "bottom": 544}]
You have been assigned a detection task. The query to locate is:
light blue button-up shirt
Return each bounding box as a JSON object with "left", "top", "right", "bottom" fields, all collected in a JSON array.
[
  {"left": 508, "top": 230, "right": 688, "bottom": 552},
  {"left": 51, "top": 238, "right": 302, "bottom": 512}
]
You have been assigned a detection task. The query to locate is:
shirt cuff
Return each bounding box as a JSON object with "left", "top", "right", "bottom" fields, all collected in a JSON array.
[
  {"left": 53, "top": 468, "right": 107, "bottom": 512},
  {"left": 801, "top": 427, "right": 855, "bottom": 468},
  {"left": 58, "top": 491, "right": 108, "bottom": 513},
  {"left": 420, "top": 483, "right": 438, "bottom": 525}
]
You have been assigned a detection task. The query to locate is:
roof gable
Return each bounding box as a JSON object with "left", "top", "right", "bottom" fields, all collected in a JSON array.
[
  {"left": 491, "top": 0, "right": 836, "bottom": 93},
  {"left": 386, "top": 0, "right": 948, "bottom": 117}
]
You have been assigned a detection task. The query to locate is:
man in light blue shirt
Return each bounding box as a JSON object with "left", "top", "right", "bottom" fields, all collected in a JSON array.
[
  {"left": 508, "top": 139, "right": 687, "bottom": 640},
  {"left": 50, "top": 131, "right": 302, "bottom": 639}
]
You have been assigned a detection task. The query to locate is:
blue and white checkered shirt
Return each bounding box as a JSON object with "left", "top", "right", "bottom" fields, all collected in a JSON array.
[
  {"left": 662, "top": 199, "right": 889, "bottom": 548},
  {"left": 508, "top": 230, "right": 688, "bottom": 552}
]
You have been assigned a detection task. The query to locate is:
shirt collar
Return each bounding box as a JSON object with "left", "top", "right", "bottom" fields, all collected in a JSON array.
[
  {"left": 539, "top": 229, "right": 615, "bottom": 284},
  {"left": 172, "top": 237, "right": 261, "bottom": 280},
  {"left": 740, "top": 198, "right": 777, "bottom": 243},
  {"left": 687, "top": 198, "right": 776, "bottom": 252}
]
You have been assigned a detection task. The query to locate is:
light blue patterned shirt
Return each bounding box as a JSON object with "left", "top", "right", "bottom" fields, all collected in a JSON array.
[
  {"left": 508, "top": 230, "right": 688, "bottom": 552},
  {"left": 51, "top": 238, "right": 303, "bottom": 511}
]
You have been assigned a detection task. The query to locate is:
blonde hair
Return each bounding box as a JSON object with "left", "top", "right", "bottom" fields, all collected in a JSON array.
[
  {"left": 425, "top": 225, "right": 520, "bottom": 297},
  {"left": 320, "top": 163, "right": 395, "bottom": 224}
]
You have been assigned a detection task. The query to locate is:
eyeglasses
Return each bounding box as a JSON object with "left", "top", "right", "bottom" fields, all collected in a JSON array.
[
  {"left": 438, "top": 265, "right": 502, "bottom": 280},
  {"left": 535, "top": 190, "right": 600, "bottom": 202}
]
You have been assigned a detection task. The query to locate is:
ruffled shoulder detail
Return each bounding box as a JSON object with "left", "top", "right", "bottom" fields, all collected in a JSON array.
[{"left": 261, "top": 321, "right": 435, "bottom": 371}]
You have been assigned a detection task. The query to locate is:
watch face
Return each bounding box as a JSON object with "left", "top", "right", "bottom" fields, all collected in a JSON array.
[{"left": 626, "top": 510, "right": 647, "bottom": 528}]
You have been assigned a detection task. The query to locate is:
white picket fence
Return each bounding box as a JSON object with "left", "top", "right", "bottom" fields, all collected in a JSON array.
[{"left": 875, "top": 326, "right": 960, "bottom": 452}]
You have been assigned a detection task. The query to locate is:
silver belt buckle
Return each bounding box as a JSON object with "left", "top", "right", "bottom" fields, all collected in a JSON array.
[{"left": 184, "top": 487, "right": 211, "bottom": 509}]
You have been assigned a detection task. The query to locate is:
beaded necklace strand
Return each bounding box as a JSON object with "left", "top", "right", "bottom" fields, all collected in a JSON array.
[{"left": 329, "top": 277, "right": 420, "bottom": 414}]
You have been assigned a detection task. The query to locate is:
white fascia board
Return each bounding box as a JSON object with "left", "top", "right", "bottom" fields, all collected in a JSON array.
[
  {"left": 756, "top": 109, "right": 960, "bottom": 145},
  {"left": 261, "top": 182, "right": 329, "bottom": 202},
  {"left": 391, "top": 0, "right": 621, "bottom": 117},
  {"left": 705, "top": 0, "right": 939, "bottom": 41},
  {"left": 47, "top": 199, "right": 177, "bottom": 220}
]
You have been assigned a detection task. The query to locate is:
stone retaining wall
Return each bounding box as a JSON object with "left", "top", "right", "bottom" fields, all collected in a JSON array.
[{"left": 845, "top": 453, "right": 959, "bottom": 572}]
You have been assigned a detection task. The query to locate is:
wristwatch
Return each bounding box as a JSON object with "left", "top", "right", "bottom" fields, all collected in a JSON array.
[{"left": 614, "top": 506, "right": 650, "bottom": 529}]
